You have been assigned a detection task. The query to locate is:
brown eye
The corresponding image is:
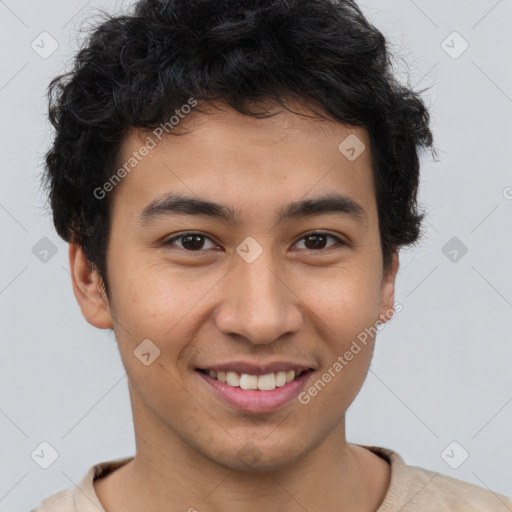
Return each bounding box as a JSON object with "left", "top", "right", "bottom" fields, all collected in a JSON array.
[
  {"left": 163, "top": 233, "right": 218, "bottom": 251},
  {"left": 295, "top": 233, "right": 343, "bottom": 251},
  {"left": 180, "top": 234, "right": 206, "bottom": 250}
]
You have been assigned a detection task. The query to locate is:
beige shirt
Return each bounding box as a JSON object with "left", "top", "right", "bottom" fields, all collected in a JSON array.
[{"left": 32, "top": 444, "right": 512, "bottom": 511}]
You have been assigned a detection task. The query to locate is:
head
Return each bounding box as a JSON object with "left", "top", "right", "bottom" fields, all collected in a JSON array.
[{"left": 43, "top": 0, "right": 434, "bottom": 470}]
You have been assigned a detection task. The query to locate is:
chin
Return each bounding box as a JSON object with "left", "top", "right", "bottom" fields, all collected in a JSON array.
[{"left": 205, "top": 437, "right": 309, "bottom": 473}]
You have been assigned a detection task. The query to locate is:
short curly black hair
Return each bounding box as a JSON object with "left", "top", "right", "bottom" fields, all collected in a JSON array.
[{"left": 43, "top": 0, "right": 435, "bottom": 301}]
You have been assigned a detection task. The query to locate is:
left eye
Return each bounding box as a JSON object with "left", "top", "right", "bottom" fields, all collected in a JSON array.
[
  {"left": 163, "top": 232, "right": 343, "bottom": 252},
  {"left": 293, "top": 232, "right": 343, "bottom": 251}
]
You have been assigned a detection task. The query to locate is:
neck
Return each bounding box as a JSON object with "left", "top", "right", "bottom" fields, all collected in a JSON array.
[{"left": 95, "top": 388, "right": 390, "bottom": 512}]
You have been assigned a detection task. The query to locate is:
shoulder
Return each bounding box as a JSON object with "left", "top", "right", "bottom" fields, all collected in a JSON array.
[
  {"left": 360, "top": 444, "right": 512, "bottom": 512},
  {"left": 31, "top": 488, "right": 74, "bottom": 512},
  {"left": 32, "top": 456, "right": 134, "bottom": 512},
  {"left": 405, "top": 464, "right": 512, "bottom": 511}
]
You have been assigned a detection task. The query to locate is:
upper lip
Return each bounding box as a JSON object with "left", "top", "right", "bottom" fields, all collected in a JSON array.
[{"left": 197, "top": 361, "right": 314, "bottom": 376}]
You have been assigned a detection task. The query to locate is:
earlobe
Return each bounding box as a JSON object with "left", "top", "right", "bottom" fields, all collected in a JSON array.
[
  {"left": 68, "top": 243, "right": 113, "bottom": 329},
  {"left": 378, "top": 251, "right": 400, "bottom": 324}
]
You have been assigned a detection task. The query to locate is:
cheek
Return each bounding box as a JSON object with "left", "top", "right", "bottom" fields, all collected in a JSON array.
[
  {"left": 108, "top": 260, "right": 226, "bottom": 367},
  {"left": 300, "top": 274, "right": 380, "bottom": 410},
  {"left": 110, "top": 255, "right": 211, "bottom": 324},
  {"left": 300, "top": 266, "right": 382, "bottom": 335}
]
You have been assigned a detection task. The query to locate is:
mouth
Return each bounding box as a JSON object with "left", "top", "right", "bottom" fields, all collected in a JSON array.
[
  {"left": 196, "top": 368, "right": 313, "bottom": 391},
  {"left": 195, "top": 367, "right": 315, "bottom": 412}
]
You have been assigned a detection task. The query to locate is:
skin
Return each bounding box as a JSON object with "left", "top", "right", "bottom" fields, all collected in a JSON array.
[{"left": 70, "top": 100, "right": 399, "bottom": 512}]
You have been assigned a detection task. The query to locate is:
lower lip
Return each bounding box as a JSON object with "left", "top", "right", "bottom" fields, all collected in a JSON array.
[{"left": 196, "top": 369, "right": 314, "bottom": 413}]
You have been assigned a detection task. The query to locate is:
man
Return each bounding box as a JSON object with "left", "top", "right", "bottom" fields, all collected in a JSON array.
[{"left": 34, "top": 0, "right": 512, "bottom": 510}]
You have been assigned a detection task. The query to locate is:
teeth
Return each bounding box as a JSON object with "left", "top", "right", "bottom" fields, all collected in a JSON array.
[
  {"left": 275, "top": 371, "right": 287, "bottom": 387},
  {"left": 204, "top": 369, "right": 307, "bottom": 391},
  {"left": 255, "top": 373, "right": 275, "bottom": 391},
  {"left": 240, "top": 374, "right": 259, "bottom": 390},
  {"left": 226, "top": 371, "right": 240, "bottom": 387}
]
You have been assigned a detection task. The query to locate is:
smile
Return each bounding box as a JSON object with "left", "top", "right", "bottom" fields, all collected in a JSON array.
[
  {"left": 195, "top": 368, "right": 315, "bottom": 412},
  {"left": 197, "top": 368, "right": 309, "bottom": 391}
]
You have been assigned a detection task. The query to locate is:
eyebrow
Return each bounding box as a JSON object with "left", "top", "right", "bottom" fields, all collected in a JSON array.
[{"left": 137, "top": 192, "right": 367, "bottom": 227}]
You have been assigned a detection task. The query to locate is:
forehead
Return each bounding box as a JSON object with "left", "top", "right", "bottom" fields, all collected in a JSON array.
[
  {"left": 111, "top": 100, "right": 375, "bottom": 222},
  {"left": 125, "top": 100, "right": 370, "bottom": 155}
]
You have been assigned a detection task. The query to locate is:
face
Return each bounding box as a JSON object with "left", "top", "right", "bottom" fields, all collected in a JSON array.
[{"left": 71, "top": 100, "right": 399, "bottom": 471}]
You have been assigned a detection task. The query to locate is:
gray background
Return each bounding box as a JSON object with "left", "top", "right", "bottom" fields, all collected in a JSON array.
[{"left": 1, "top": 0, "right": 511, "bottom": 510}]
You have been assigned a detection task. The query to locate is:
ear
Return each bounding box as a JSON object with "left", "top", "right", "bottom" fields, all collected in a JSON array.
[
  {"left": 377, "top": 251, "right": 400, "bottom": 324},
  {"left": 68, "top": 243, "right": 113, "bottom": 329}
]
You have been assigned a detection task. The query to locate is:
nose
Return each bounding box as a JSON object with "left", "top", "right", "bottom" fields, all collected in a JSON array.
[{"left": 213, "top": 252, "right": 304, "bottom": 345}]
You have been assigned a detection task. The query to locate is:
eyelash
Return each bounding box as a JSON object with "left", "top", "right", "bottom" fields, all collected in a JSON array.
[{"left": 162, "top": 231, "right": 346, "bottom": 253}]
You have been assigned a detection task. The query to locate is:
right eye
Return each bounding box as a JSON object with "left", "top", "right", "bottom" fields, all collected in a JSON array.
[{"left": 162, "top": 232, "right": 221, "bottom": 252}]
